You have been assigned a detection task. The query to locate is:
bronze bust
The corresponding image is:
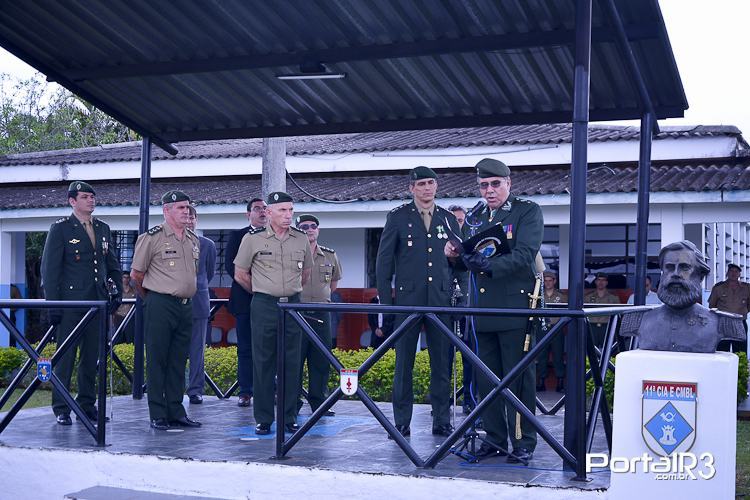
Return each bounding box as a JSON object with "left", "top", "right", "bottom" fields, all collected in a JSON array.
[{"left": 620, "top": 241, "right": 746, "bottom": 353}]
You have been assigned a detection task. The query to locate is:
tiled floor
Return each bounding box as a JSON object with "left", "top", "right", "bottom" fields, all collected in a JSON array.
[{"left": 0, "top": 392, "right": 609, "bottom": 491}]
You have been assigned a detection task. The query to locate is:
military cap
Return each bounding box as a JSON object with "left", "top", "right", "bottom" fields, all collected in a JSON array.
[
  {"left": 595, "top": 272, "right": 608, "bottom": 279},
  {"left": 476, "top": 158, "right": 511, "bottom": 178},
  {"left": 267, "top": 191, "right": 293, "bottom": 205},
  {"left": 728, "top": 263, "right": 742, "bottom": 272},
  {"left": 543, "top": 270, "right": 557, "bottom": 279},
  {"left": 409, "top": 166, "right": 437, "bottom": 181},
  {"left": 296, "top": 214, "right": 319, "bottom": 226},
  {"left": 161, "top": 190, "right": 191, "bottom": 204},
  {"left": 67, "top": 181, "right": 95, "bottom": 197}
]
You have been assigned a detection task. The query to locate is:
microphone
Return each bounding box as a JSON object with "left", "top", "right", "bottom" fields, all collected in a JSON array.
[{"left": 465, "top": 199, "right": 487, "bottom": 221}]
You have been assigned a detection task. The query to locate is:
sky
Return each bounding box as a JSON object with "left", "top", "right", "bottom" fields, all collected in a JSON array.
[{"left": 0, "top": 0, "right": 748, "bottom": 135}]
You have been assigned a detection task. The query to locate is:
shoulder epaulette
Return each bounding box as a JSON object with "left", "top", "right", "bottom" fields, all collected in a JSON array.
[
  {"left": 320, "top": 245, "right": 335, "bottom": 254},
  {"left": 290, "top": 226, "right": 306, "bottom": 234},
  {"left": 389, "top": 203, "right": 409, "bottom": 214},
  {"left": 619, "top": 310, "right": 646, "bottom": 337},
  {"left": 186, "top": 228, "right": 197, "bottom": 238},
  {"left": 248, "top": 227, "right": 265, "bottom": 235},
  {"left": 147, "top": 225, "right": 163, "bottom": 235},
  {"left": 54, "top": 216, "right": 69, "bottom": 224}
]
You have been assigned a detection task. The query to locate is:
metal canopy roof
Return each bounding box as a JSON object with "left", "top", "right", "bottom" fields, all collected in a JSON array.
[{"left": 0, "top": 0, "right": 687, "bottom": 153}]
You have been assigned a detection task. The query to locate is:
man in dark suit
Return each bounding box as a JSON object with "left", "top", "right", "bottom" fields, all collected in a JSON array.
[
  {"left": 376, "top": 166, "right": 462, "bottom": 438},
  {"left": 446, "top": 158, "right": 544, "bottom": 464},
  {"left": 186, "top": 206, "right": 217, "bottom": 404},
  {"left": 367, "top": 295, "right": 393, "bottom": 349},
  {"left": 41, "top": 181, "right": 122, "bottom": 425},
  {"left": 225, "top": 197, "right": 267, "bottom": 407}
]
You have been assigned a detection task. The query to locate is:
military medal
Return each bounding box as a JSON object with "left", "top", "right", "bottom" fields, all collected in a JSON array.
[
  {"left": 505, "top": 224, "right": 513, "bottom": 239},
  {"left": 436, "top": 225, "right": 446, "bottom": 239}
]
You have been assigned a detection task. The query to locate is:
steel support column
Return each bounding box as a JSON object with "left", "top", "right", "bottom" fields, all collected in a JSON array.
[
  {"left": 133, "top": 137, "right": 151, "bottom": 399},
  {"left": 564, "top": 0, "right": 592, "bottom": 481},
  {"left": 634, "top": 113, "right": 655, "bottom": 305}
]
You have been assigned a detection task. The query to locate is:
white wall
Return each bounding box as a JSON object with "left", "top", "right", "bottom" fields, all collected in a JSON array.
[{"left": 317, "top": 228, "right": 367, "bottom": 288}]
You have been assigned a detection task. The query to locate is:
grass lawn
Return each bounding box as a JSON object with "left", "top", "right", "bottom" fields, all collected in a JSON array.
[
  {"left": 739, "top": 419, "right": 750, "bottom": 497},
  {"left": 0, "top": 388, "right": 51, "bottom": 412}
]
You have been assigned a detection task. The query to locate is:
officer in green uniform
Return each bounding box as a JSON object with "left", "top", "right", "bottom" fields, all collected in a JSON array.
[
  {"left": 130, "top": 190, "right": 201, "bottom": 431},
  {"left": 41, "top": 181, "right": 122, "bottom": 425},
  {"left": 584, "top": 273, "right": 621, "bottom": 346},
  {"left": 295, "top": 214, "right": 342, "bottom": 417},
  {"left": 537, "top": 271, "right": 567, "bottom": 392},
  {"left": 445, "top": 158, "right": 544, "bottom": 464},
  {"left": 233, "top": 192, "right": 314, "bottom": 435},
  {"left": 376, "top": 166, "right": 462, "bottom": 438}
]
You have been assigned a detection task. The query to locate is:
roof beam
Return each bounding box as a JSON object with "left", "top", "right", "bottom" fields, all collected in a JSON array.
[{"left": 63, "top": 24, "right": 661, "bottom": 82}]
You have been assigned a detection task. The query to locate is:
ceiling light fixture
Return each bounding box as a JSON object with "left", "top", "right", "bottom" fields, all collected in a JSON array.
[{"left": 276, "top": 62, "right": 346, "bottom": 81}]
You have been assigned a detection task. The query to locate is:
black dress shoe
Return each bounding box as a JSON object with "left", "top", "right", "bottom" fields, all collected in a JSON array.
[
  {"left": 432, "top": 423, "right": 455, "bottom": 436},
  {"left": 150, "top": 418, "right": 169, "bottom": 430},
  {"left": 556, "top": 378, "right": 565, "bottom": 393},
  {"left": 189, "top": 394, "right": 203, "bottom": 404},
  {"left": 324, "top": 409, "right": 335, "bottom": 417},
  {"left": 388, "top": 424, "right": 410, "bottom": 439},
  {"left": 255, "top": 423, "right": 271, "bottom": 435},
  {"left": 56, "top": 414, "right": 72, "bottom": 426},
  {"left": 474, "top": 442, "right": 508, "bottom": 458},
  {"left": 507, "top": 447, "right": 534, "bottom": 465},
  {"left": 238, "top": 394, "right": 251, "bottom": 407},
  {"left": 285, "top": 423, "right": 300, "bottom": 433},
  {"left": 169, "top": 416, "right": 202, "bottom": 428}
]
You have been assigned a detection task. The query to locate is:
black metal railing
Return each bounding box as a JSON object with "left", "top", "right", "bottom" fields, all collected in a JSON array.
[
  {"left": 0, "top": 299, "right": 108, "bottom": 446},
  {"left": 275, "top": 301, "right": 657, "bottom": 478}
]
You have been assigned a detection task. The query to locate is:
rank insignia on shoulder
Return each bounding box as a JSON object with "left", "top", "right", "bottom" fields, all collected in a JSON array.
[
  {"left": 147, "top": 225, "right": 163, "bottom": 235},
  {"left": 320, "top": 245, "right": 335, "bottom": 254},
  {"left": 291, "top": 226, "right": 306, "bottom": 234},
  {"left": 390, "top": 203, "right": 408, "bottom": 213},
  {"left": 54, "top": 217, "right": 68, "bottom": 224}
]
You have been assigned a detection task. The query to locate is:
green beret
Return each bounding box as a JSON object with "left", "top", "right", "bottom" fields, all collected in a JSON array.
[
  {"left": 267, "top": 191, "right": 293, "bottom": 205},
  {"left": 595, "top": 272, "right": 608, "bottom": 279},
  {"left": 67, "top": 181, "right": 95, "bottom": 196},
  {"left": 409, "top": 166, "right": 437, "bottom": 181},
  {"left": 296, "top": 214, "right": 319, "bottom": 226},
  {"left": 476, "top": 158, "right": 511, "bottom": 178},
  {"left": 161, "top": 190, "right": 191, "bottom": 204}
]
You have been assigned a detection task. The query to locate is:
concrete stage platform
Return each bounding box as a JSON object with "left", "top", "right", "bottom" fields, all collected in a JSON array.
[{"left": 0, "top": 393, "right": 609, "bottom": 499}]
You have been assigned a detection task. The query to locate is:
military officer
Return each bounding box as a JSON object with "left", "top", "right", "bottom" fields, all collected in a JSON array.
[
  {"left": 295, "top": 214, "right": 342, "bottom": 417},
  {"left": 41, "top": 181, "right": 122, "bottom": 425},
  {"left": 537, "top": 271, "right": 567, "bottom": 393},
  {"left": 584, "top": 273, "right": 621, "bottom": 346},
  {"left": 130, "top": 190, "right": 201, "bottom": 431},
  {"left": 376, "top": 166, "right": 462, "bottom": 438},
  {"left": 709, "top": 263, "right": 750, "bottom": 351},
  {"left": 445, "top": 158, "right": 544, "bottom": 464},
  {"left": 233, "top": 192, "right": 313, "bottom": 435}
]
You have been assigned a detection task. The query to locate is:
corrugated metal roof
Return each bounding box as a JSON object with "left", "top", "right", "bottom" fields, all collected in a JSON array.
[
  {"left": 3, "top": 124, "right": 737, "bottom": 167},
  {"left": 0, "top": 0, "right": 687, "bottom": 150},
  {"left": 3, "top": 159, "right": 747, "bottom": 211}
]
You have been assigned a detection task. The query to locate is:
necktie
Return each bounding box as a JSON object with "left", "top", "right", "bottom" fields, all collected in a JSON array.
[
  {"left": 421, "top": 210, "right": 431, "bottom": 231},
  {"left": 83, "top": 221, "right": 96, "bottom": 247}
]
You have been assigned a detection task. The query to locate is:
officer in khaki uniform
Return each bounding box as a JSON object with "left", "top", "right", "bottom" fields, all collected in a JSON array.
[
  {"left": 537, "top": 271, "right": 567, "bottom": 392},
  {"left": 709, "top": 263, "right": 750, "bottom": 351},
  {"left": 233, "top": 192, "right": 314, "bottom": 435},
  {"left": 584, "top": 272, "right": 621, "bottom": 346},
  {"left": 295, "top": 214, "right": 342, "bottom": 417},
  {"left": 131, "top": 190, "right": 201, "bottom": 431},
  {"left": 41, "top": 181, "right": 122, "bottom": 425},
  {"left": 445, "top": 158, "right": 544, "bottom": 464}
]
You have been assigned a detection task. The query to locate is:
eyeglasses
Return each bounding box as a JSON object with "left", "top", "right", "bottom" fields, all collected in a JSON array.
[
  {"left": 250, "top": 206, "right": 266, "bottom": 212},
  {"left": 298, "top": 223, "right": 318, "bottom": 230},
  {"left": 479, "top": 180, "right": 506, "bottom": 190}
]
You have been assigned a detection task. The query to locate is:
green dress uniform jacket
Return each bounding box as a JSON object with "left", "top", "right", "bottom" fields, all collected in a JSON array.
[
  {"left": 41, "top": 214, "right": 122, "bottom": 417},
  {"left": 375, "top": 201, "right": 462, "bottom": 428}
]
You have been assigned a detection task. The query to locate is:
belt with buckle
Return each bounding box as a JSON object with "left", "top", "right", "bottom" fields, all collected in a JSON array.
[
  {"left": 180, "top": 298, "right": 191, "bottom": 305},
  {"left": 595, "top": 323, "right": 603, "bottom": 327},
  {"left": 279, "top": 297, "right": 289, "bottom": 303}
]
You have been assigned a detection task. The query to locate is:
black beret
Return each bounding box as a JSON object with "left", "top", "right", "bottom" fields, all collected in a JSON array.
[
  {"left": 595, "top": 272, "right": 608, "bottom": 279},
  {"left": 67, "top": 181, "right": 95, "bottom": 196},
  {"left": 267, "top": 191, "right": 293, "bottom": 205},
  {"left": 728, "top": 263, "right": 742, "bottom": 272},
  {"left": 409, "top": 166, "right": 437, "bottom": 181},
  {"left": 161, "top": 190, "right": 191, "bottom": 204},
  {"left": 476, "top": 158, "right": 511, "bottom": 178},
  {"left": 296, "top": 214, "right": 319, "bottom": 226}
]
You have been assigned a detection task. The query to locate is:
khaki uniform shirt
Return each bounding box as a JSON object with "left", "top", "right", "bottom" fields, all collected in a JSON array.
[
  {"left": 708, "top": 280, "right": 750, "bottom": 319},
  {"left": 302, "top": 244, "right": 343, "bottom": 303},
  {"left": 585, "top": 290, "right": 621, "bottom": 325},
  {"left": 544, "top": 289, "right": 568, "bottom": 325},
  {"left": 234, "top": 226, "right": 313, "bottom": 297},
  {"left": 132, "top": 223, "right": 199, "bottom": 298}
]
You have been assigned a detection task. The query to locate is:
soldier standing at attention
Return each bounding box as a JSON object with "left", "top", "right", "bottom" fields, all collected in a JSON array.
[
  {"left": 233, "top": 192, "right": 313, "bottom": 435},
  {"left": 537, "top": 271, "right": 567, "bottom": 393},
  {"left": 709, "top": 263, "right": 750, "bottom": 351},
  {"left": 584, "top": 273, "right": 621, "bottom": 346},
  {"left": 376, "top": 166, "right": 462, "bottom": 438},
  {"left": 295, "top": 214, "right": 342, "bottom": 417},
  {"left": 41, "top": 181, "right": 122, "bottom": 425},
  {"left": 445, "top": 158, "right": 544, "bottom": 464},
  {"left": 130, "top": 190, "right": 201, "bottom": 431},
  {"left": 185, "top": 206, "right": 217, "bottom": 405},
  {"left": 225, "top": 197, "right": 268, "bottom": 407}
]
